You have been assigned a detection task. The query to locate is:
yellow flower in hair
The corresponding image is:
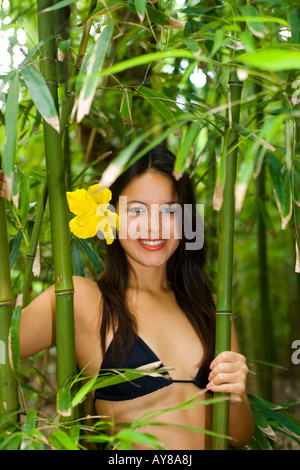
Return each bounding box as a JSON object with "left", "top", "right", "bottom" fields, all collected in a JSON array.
[{"left": 66, "top": 184, "right": 120, "bottom": 244}]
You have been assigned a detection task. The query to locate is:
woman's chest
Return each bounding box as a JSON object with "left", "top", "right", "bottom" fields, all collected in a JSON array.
[{"left": 127, "top": 290, "right": 204, "bottom": 381}]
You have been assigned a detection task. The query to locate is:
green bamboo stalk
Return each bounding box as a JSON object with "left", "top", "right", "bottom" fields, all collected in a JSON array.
[
  {"left": 212, "top": 73, "right": 243, "bottom": 450},
  {"left": 256, "top": 161, "right": 273, "bottom": 401},
  {"left": 36, "top": 0, "right": 76, "bottom": 410},
  {"left": 254, "top": 82, "right": 273, "bottom": 400},
  {"left": 0, "top": 163, "right": 19, "bottom": 417},
  {"left": 22, "top": 180, "right": 48, "bottom": 308}
]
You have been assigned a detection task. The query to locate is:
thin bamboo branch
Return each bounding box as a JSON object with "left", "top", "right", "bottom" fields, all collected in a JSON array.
[
  {"left": 60, "top": 0, "right": 97, "bottom": 132},
  {"left": 22, "top": 180, "right": 48, "bottom": 308}
]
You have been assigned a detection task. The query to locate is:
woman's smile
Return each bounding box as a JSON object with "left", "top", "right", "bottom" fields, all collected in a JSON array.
[{"left": 137, "top": 238, "right": 167, "bottom": 250}]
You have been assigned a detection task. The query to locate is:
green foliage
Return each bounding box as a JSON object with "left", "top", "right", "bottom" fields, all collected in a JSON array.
[
  {"left": 248, "top": 394, "right": 300, "bottom": 450},
  {"left": 0, "top": 366, "right": 226, "bottom": 450}
]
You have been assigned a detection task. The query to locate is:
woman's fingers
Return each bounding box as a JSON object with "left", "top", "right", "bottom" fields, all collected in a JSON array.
[
  {"left": 210, "top": 351, "right": 246, "bottom": 369},
  {"left": 0, "top": 170, "right": 7, "bottom": 197},
  {"left": 207, "top": 351, "right": 248, "bottom": 398}
]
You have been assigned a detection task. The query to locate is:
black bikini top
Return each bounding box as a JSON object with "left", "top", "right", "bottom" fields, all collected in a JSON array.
[{"left": 94, "top": 334, "right": 209, "bottom": 401}]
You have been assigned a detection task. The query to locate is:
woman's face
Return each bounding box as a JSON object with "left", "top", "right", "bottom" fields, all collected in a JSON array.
[{"left": 117, "top": 171, "right": 181, "bottom": 269}]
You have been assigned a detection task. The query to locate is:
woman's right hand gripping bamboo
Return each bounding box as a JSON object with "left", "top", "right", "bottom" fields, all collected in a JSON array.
[{"left": 0, "top": 170, "right": 7, "bottom": 198}]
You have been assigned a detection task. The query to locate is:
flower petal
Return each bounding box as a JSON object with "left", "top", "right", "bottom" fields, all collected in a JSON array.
[
  {"left": 87, "top": 184, "right": 112, "bottom": 205},
  {"left": 96, "top": 206, "right": 120, "bottom": 230},
  {"left": 67, "top": 189, "right": 98, "bottom": 216},
  {"left": 69, "top": 212, "right": 99, "bottom": 239},
  {"left": 96, "top": 217, "right": 116, "bottom": 244},
  {"left": 96, "top": 203, "right": 110, "bottom": 217}
]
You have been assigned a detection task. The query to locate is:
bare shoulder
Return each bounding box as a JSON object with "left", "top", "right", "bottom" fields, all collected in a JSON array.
[
  {"left": 73, "top": 276, "right": 103, "bottom": 324},
  {"left": 73, "top": 275, "right": 101, "bottom": 296},
  {"left": 73, "top": 276, "right": 102, "bottom": 305}
]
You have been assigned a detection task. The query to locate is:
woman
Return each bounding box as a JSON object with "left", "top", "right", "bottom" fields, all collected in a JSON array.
[{"left": 0, "top": 145, "right": 254, "bottom": 450}]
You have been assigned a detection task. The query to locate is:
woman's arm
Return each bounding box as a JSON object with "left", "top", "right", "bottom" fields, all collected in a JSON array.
[
  {"left": 207, "top": 321, "right": 255, "bottom": 448},
  {"left": 20, "top": 276, "right": 102, "bottom": 361},
  {"left": 20, "top": 285, "right": 57, "bottom": 358}
]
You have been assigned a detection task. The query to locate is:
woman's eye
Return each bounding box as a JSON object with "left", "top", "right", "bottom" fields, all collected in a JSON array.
[
  {"left": 161, "top": 207, "right": 176, "bottom": 214},
  {"left": 128, "top": 207, "right": 145, "bottom": 214}
]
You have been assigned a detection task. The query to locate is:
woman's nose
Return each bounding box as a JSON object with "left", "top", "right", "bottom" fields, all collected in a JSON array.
[{"left": 148, "top": 204, "right": 161, "bottom": 237}]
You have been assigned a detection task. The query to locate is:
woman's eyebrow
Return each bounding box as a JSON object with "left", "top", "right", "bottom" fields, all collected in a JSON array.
[{"left": 126, "top": 200, "right": 178, "bottom": 205}]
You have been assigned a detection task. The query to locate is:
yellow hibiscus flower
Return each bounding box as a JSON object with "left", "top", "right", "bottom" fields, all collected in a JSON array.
[{"left": 66, "top": 184, "right": 120, "bottom": 244}]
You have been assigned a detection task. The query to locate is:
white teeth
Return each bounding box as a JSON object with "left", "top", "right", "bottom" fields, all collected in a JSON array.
[{"left": 139, "top": 240, "right": 166, "bottom": 246}]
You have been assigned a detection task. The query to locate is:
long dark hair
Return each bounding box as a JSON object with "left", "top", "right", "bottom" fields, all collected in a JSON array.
[{"left": 97, "top": 145, "right": 216, "bottom": 371}]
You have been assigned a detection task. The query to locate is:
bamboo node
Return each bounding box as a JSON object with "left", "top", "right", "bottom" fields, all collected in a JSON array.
[
  {"left": 55, "top": 290, "right": 74, "bottom": 296},
  {"left": 215, "top": 311, "right": 232, "bottom": 316}
]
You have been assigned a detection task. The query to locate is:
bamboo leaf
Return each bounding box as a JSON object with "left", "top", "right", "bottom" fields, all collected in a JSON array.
[
  {"left": 20, "top": 173, "right": 30, "bottom": 228},
  {"left": 266, "top": 153, "right": 283, "bottom": 204},
  {"left": 288, "top": 9, "right": 299, "bottom": 44},
  {"left": 251, "top": 425, "right": 273, "bottom": 449},
  {"left": 0, "top": 433, "right": 22, "bottom": 450},
  {"left": 57, "top": 386, "right": 72, "bottom": 417},
  {"left": 9, "top": 306, "right": 22, "bottom": 376},
  {"left": 138, "top": 86, "right": 182, "bottom": 122},
  {"left": 238, "top": 48, "right": 300, "bottom": 71},
  {"left": 21, "top": 65, "right": 60, "bottom": 133},
  {"left": 9, "top": 230, "right": 23, "bottom": 269},
  {"left": 39, "top": 0, "right": 78, "bottom": 13},
  {"left": 76, "top": 238, "right": 105, "bottom": 274},
  {"left": 134, "top": 0, "right": 146, "bottom": 22},
  {"left": 253, "top": 114, "right": 286, "bottom": 179},
  {"left": 12, "top": 165, "right": 19, "bottom": 200},
  {"left": 76, "top": 21, "right": 114, "bottom": 123},
  {"left": 71, "top": 238, "right": 84, "bottom": 276},
  {"left": 86, "top": 2, "right": 125, "bottom": 22},
  {"left": 210, "top": 28, "right": 225, "bottom": 57},
  {"left": 239, "top": 30, "right": 256, "bottom": 54},
  {"left": 19, "top": 35, "right": 56, "bottom": 68},
  {"left": 231, "top": 15, "right": 288, "bottom": 28},
  {"left": 120, "top": 89, "right": 133, "bottom": 125},
  {"left": 174, "top": 120, "right": 202, "bottom": 178},
  {"left": 57, "top": 39, "right": 71, "bottom": 61},
  {"left": 115, "top": 428, "right": 165, "bottom": 449},
  {"left": 22, "top": 410, "right": 37, "bottom": 434},
  {"left": 3, "top": 72, "right": 19, "bottom": 195},
  {"left": 281, "top": 170, "right": 292, "bottom": 228},
  {"left": 97, "top": 49, "right": 197, "bottom": 80},
  {"left": 71, "top": 376, "right": 97, "bottom": 407},
  {"left": 238, "top": 5, "right": 265, "bottom": 36},
  {"left": 49, "top": 429, "right": 79, "bottom": 450},
  {"left": 146, "top": 5, "right": 171, "bottom": 26}
]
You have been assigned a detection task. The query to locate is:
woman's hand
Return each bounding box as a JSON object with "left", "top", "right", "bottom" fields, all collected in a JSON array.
[
  {"left": 206, "top": 351, "right": 249, "bottom": 403},
  {"left": 0, "top": 170, "right": 7, "bottom": 198}
]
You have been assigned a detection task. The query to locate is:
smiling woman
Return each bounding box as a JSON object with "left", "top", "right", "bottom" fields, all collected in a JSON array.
[
  {"left": 14, "top": 145, "right": 254, "bottom": 450},
  {"left": 92, "top": 145, "right": 254, "bottom": 449}
]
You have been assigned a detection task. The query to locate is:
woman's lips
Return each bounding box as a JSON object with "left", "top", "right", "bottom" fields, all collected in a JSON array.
[{"left": 137, "top": 239, "right": 167, "bottom": 251}]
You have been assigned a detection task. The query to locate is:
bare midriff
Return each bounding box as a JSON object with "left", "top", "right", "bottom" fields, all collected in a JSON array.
[{"left": 95, "top": 382, "right": 213, "bottom": 450}]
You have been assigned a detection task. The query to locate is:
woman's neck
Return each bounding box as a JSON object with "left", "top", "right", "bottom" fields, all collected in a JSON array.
[{"left": 127, "top": 260, "right": 170, "bottom": 293}]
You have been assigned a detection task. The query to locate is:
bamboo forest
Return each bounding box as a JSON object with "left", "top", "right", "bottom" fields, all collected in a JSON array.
[{"left": 0, "top": 0, "right": 300, "bottom": 452}]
